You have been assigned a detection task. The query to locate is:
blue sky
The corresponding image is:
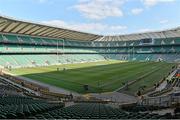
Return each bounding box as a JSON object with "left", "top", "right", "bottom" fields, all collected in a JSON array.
[{"left": 0, "top": 0, "right": 180, "bottom": 35}]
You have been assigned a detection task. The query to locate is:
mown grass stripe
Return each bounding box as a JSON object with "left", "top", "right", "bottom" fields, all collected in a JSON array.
[{"left": 10, "top": 61, "right": 176, "bottom": 94}]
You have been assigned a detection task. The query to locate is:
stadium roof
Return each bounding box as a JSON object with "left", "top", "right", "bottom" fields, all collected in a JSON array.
[
  {"left": 0, "top": 15, "right": 180, "bottom": 42},
  {"left": 96, "top": 27, "right": 180, "bottom": 41},
  {"left": 0, "top": 15, "right": 101, "bottom": 41}
]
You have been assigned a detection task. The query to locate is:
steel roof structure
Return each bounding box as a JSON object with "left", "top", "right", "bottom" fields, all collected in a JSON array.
[
  {"left": 0, "top": 15, "right": 180, "bottom": 42},
  {"left": 0, "top": 15, "right": 101, "bottom": 41},
  {"left": 96, "top": 27, "right": 180, "bottom": 41}
]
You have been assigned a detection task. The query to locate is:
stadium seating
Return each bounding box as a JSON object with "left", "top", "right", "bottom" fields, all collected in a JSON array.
[
  {"left": 0, "top": 33, "right": 180, "bottom": 48},
  {"left": 0, "top": 95, "right": 178, "bottom": 119},
  {"left": 3, "top": 34, "right": 20, "bottom": 43},
  {"left": 0, "top": 53, "right": 180, "bottom": 69},
  {"left": 0, "top": 54, "right": 106, "bottom": 68},
  {"left": 18, "top": 36, "right": 33, "bottom": 43},
  {"left": 148, "top": 70, "right": 180, "bottom": 97},
  {"left": 122, "top": 105, "right": 166, "bottom": 112},
  {"left": 0, "top": 96, "right": 64, "bottom": 119},
  {"left": 29, "top": 103, "right": 177, "bottom": 119},
  {"left": 0, "top": 33, "right": 180, "bottom": 68}
]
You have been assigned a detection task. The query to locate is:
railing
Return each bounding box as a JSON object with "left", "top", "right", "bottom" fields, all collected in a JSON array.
[{"left": 140, "top": 94, "right": 180, "bottom": 107}]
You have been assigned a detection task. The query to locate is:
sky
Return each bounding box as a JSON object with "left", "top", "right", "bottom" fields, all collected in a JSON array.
[{"left": 0, "top": 0, "right": 180, "bottom": 35}]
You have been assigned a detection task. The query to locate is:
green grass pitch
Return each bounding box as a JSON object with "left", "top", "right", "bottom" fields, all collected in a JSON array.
[{"left": 10, "top": 60, "right": 176, "bottom": 94}]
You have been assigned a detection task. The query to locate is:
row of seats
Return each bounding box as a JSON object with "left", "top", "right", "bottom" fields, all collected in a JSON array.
[
  {"left": 0, "top": 54, "right": 106, "bottom": 68},
  {"left": 0, "top": 96, "right": 44, "bottom": 105},
  {"left": 104, "top": 53, "right": 180, "bottom": 62},
  {"left": 136, "top": 53, "right": 180, "bottom": 62},
  {"left": 122, "top": 105, "right": 167, "bottom": 112},
  {"left": 0, "top": 96, "right": 64, "bottom": 119},
  {"left": 1, "top": 34, "right": 180, "bottom": 47},
  {"left": 29, "top": 103, "right": 178, "bottom": 119},
  {"left": 0, "top": 84, "right": 21, "bottom": 97},
  {"left": 0, "top": 53, "right": 180, "bottom": 68},
  {"left": 1, "top": 44, "right": 180, "bottom": 53},
  {"left": 0, "top": 45, "right": 97, "bottom": 53},
  {"left": 0, "top": 97, "right": 179, "bottom": 119}
]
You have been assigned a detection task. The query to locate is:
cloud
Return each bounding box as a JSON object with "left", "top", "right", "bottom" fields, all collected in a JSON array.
[
  {"left": 41, "top": 20, "right": 127, "bottom": 35},
  {"left": 137, "top": 28, "right": 152, "bottom": 32},
  {"left": 73, "top": 0, "right": 125, "bottom": 20},
  {"left": 30, "top": 0, "right": 48, "bottom": 3},
  {"left": 142, "top": 0, "right": 176, "bottom": 7},
  {"left": 160, "top": 19, "right": 169, "bottom": 24},
  {"left": 38, "top": 0, "right": 46, "bottom": 3},
  {"left": 131, "top": 8, "right": 143, "bottom": 15}
]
